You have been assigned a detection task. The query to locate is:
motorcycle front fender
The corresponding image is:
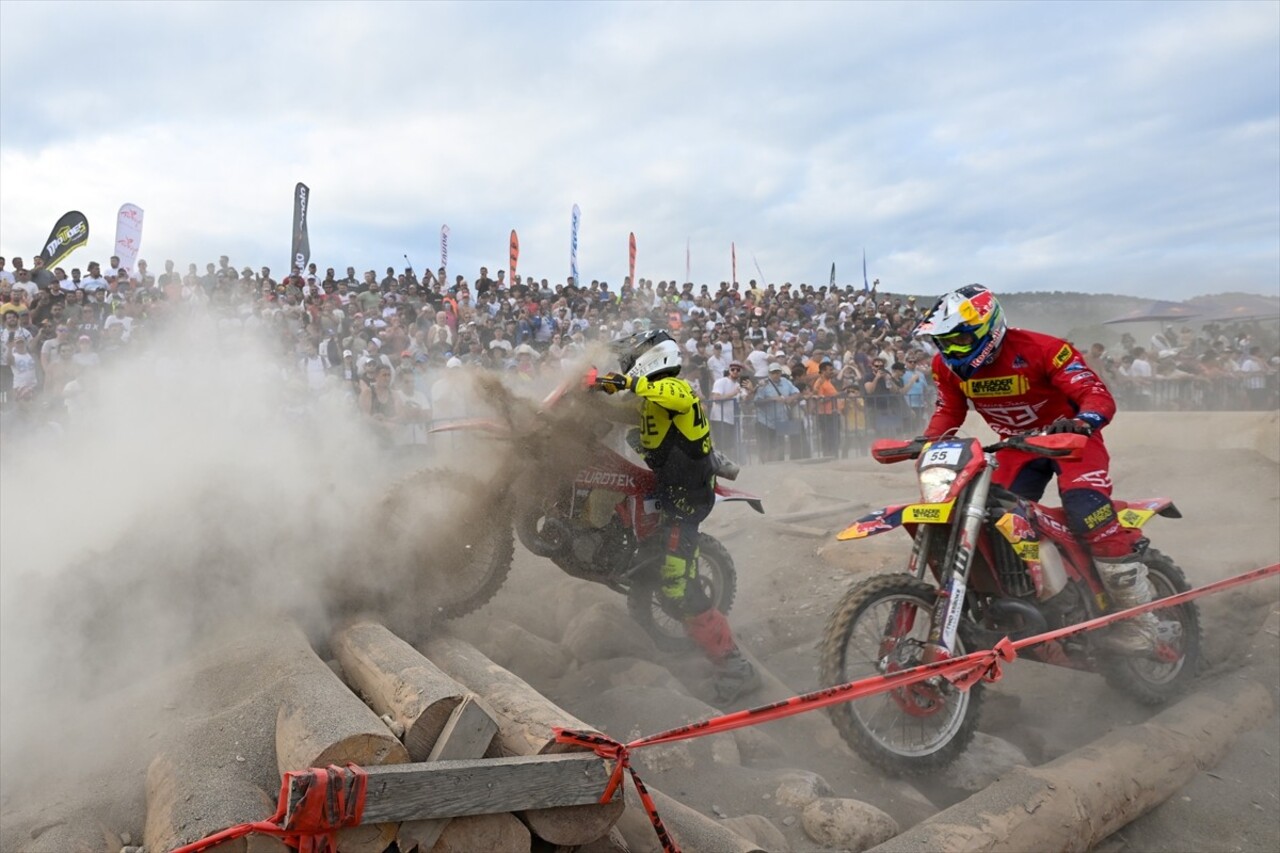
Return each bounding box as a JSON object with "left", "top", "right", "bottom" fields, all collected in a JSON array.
[{"left": 836, "top": 502, "right": 954, "bottom": 541}]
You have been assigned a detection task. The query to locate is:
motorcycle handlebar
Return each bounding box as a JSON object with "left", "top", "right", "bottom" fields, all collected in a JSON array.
[{"left": 873, "top": 430, "right": 1086, "bottom": 464}]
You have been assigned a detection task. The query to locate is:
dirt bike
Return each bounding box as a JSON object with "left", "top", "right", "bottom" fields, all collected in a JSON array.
[
  {"left": 384, "top": 371, "right": 764, "bottom": 650},
  {"left": 819, "top": 431, "right": 1201, "bottom": 775}
]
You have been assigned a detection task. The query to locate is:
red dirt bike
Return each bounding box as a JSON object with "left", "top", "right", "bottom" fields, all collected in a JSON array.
[
  {"left": 387, "top": 371, "right": 764, "bottom": 649},
  {"left": 819, "top": 431, "right": 1201, "bottom": 775}
]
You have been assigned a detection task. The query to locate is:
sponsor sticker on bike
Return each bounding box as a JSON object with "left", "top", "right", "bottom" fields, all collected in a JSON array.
[
  {"left": 1119, "top": 507, "right": 1154, "bottom": 527},
  {"left": 902, "top": 502, "right": 954, "bottom": 523}
]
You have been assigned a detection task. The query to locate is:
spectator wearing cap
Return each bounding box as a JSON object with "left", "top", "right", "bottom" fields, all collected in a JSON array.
[
  {"left": 749, "top": 363, "right": 801, "bottom": 462},
  {"left": 709, "top": 361, "right": 747, "bottom": 458}
]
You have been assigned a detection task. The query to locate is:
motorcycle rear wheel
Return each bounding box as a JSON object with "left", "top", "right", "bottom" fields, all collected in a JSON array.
[
  {"left": 379, "top": 469, "right": 515, "bottom": 620},
  {"left": 1101, "top": 549, "right": 1201, "bottom": 704},
  {"left": 819, "top": 573, "right": 981, "bottom": 775},
  {"left": 626, "top": 534, "right": 738, "bottom": 652}
]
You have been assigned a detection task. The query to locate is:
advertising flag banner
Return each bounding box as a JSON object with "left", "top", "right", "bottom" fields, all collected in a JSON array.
[
  {"left": 685, "top": 238, "right": 691, "bottom": 284},
  {"left": 570, "top": 204, "right": 581, "bottom": 285},
  {"left": 441, "top": 225, "right": 449, "bottom": 284},
  {"left": 732, "top": 242, "right": 737, "bottom": 286},
  {"left": 39, "top": 210, "right": 89, "bottom": 270},
  {"left": 752, "top": 255, "right": 765, "bottom": 283},
  {"left": 291, "top": 182, "right": 311, "bottom": 272},
  {"left": 863, "top": 249, "right": 869, "bottom": 293},
  {"left": 830, "top": 262, "right": 836, "bottom": 288},
  {"left": 628, "top": 232, "right": 637, "bottom": 287},
  {"left": 509, "top": 229, "right": 520, "bottom": 285},
  {"left": 114, "top": 204, "right": 144, "bottom": 272}
]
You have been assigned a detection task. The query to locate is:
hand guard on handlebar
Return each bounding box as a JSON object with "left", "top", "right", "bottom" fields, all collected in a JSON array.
[
  {"left": 1045, "top": 417, "right": 1093, "bottom": 436},
  {"left": 596, "top": 372, "right": 633, "bottom": 394}
]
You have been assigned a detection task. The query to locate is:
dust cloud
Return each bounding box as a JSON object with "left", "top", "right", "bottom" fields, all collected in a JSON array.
[{"left": 0, "top": 317, "right": 615, "bottom": 821}]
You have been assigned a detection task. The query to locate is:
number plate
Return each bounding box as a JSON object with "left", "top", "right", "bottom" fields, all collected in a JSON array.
[{"left": 921, "top": 446, "right": 962, "bottom": 468}]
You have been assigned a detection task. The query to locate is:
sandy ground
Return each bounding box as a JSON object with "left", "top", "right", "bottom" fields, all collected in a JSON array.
[
  {"left": 1, "top": 410, "right": 1275, "bottom": 852},
  {"left": 458, "top": 411, "right": 1280, "bottom": 852}
]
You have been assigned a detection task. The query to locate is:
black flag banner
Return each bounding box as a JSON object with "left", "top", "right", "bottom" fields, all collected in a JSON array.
[
  {"left": 291, "top": 182, "right": 311, "bottom": 271},
  {"left": 39, "top": 210, "right": 90, "bottom": 269}
]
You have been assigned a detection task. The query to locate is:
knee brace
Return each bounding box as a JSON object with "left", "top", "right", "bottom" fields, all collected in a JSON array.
[{"left": 1062, "top": 488, "right": 1142, "bottom": 558}]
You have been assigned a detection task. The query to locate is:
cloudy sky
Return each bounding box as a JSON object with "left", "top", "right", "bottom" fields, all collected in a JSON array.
[{"left": 1, "top": 1, "right": 1277, "bottom": 299}]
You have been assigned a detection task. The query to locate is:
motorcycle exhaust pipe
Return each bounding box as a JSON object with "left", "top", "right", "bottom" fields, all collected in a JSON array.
[
  {"left": 983, "top": 598, "right": 1050, "bottom": 643},
  {"left": 515, "top": 511, "right": 572, "bottom": 558}
]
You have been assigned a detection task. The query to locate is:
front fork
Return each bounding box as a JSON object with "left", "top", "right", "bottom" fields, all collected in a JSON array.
[{"left": 922, "top": 463, "right": 995, "bottom": 665}]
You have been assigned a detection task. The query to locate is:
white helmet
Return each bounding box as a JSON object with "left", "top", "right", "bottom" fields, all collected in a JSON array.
[{"left": 627, "top": 339, "right": 682, "bottom": 380}]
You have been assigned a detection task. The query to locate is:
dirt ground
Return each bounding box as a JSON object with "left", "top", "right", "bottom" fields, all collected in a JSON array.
[
  {"left": 453, "top": 411, "right": 1280, "bottom": 852},
  {"left": 0, "top": 404, "right": 1276, "bottom": 852}
]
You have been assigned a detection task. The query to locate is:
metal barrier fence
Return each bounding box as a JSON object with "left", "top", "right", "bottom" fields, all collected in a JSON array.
[{"left": 707, "top": 374, "right": 1278, "bottom": 466}]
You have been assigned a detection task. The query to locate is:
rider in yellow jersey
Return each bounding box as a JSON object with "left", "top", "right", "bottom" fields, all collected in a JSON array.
[{"left": 598, "top": 331, "right": 760, "bottom": 703}]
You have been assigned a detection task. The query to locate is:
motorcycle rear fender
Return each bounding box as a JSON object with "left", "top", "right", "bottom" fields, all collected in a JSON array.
[
  {"left": 1116, "top": 498, "right": 1181, "bottom": 527},
  {"left": 714, "top": 484, "right": 764, "bottom": 514},
  {"left": 429, "top": 417, "right": 512, "bottom": 436},
  {"left": 836, "top": 502, "right": 953, "bottom": 541}
]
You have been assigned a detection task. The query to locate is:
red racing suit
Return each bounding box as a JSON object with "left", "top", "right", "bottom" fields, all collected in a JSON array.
[{"left": 924, "top": 328, "right": 1140, "bottom": 558}]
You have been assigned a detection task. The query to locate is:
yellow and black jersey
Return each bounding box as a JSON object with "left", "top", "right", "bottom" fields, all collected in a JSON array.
[{"left": 632, "top": 375, "right": 713, "bottom": 464}]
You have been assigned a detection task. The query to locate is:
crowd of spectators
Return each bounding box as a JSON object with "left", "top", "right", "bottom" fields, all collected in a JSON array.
[
  {"left": 1, "top": 250, "right": 1275, "bottom": 461},
  {"left": 1083, "top": 324, "right": 1279, "bottom": 413}
]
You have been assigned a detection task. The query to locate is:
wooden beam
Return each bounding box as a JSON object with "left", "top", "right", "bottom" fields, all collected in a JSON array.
[
  {"left": 397, "top": 697, "right": 500, "bottom": 852},
  {"left": 285, "top": 754, "right": 614, "bottom": 825}
]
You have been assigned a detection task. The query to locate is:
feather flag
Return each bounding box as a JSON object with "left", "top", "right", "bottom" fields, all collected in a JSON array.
[
  {"left": 830, "top": 262, "right": 836, "bottom": 288},
  {"left": 628, "top": 232, "right": 637, "bottom": 288},
  {"left": 509, "top": 229, "right": 520, "bottom": 285},
  {"left": 570, "top": 204, "right": 581, "bottom": 285},
  {"left": 291, "top": 182, "right": 311, "bottom": 272},
  {"left": 732, "top": 242, "right": 737, "bottom": 286},
  {"left": 685, "top": 238, "right": 691, "bottom": 284},
  {"left": 863, "top": 249, "right": 869, "bottom": 293},
  {"left": 440, "top": 225, "right": 449, "bottom": 285},
  {"left": 114, "top": 204, "right": 144, "bottom": 273},
  {"left": 38, "top": 211, "right": 89, "bottom": 270}
]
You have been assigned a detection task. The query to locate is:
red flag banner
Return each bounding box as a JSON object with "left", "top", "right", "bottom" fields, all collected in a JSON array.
[
  {"left": 509, "top": 229, "right": 520, "bottom": 285},
  {"left": 628, "top": 232, "right": 637, "bottom": 288}
]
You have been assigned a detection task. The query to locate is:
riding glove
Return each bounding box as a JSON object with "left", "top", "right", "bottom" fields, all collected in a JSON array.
[
  {"left": 597, "top": 372, "right": 634, "bottom": 394},
  {"left": 1045, "top": 417, "right": 1093, "bottom": 436}
]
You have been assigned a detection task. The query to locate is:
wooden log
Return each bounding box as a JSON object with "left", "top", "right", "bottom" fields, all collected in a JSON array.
[
  {"left": 144, "top": 752, "right": 288, "bottom": 853},
  {"left": 429, "top": 813, "right": 531, "bottom": 853},
  {"left": 869, "top": 678, "right": 1275, "bottom": 853},
  {"left": 276, "top": 632, "right": 411, "bottom": 853},
  {"left": 398, "top": 697, "right": 499, "bottom": 852},
  {"left": 287, "top": 753, "right": 614, "bottom": 823},
  {"left": 331, "top": 620, "right": 479, "bottom": 761},
  {"left": 421, "top": 636, "right": 625, "bottom": 845}
]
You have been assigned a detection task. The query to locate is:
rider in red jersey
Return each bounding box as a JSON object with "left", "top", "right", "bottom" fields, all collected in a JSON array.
[{"left": 916, "top": 284, "right": 1157, "bottom": 653}]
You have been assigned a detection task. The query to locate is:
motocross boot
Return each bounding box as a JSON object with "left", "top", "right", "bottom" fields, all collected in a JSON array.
[
  {"left": 686, "top": 609, "right": 762, "bottom": 704},
  {"left": 1094, "top": 552, "right": 1160, "bottom": 655},
  {"left": 713, "top": 649, "right": 762, "bottom": 704}
]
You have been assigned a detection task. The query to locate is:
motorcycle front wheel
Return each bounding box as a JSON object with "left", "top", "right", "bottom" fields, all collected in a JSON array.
[
  {"left": 379, "top": 469, "right": 515, "bottom": 620},
  {"left": 1101, "top": 549, "right": 1201, "bottom": 704},
  {"left": 819, "top": 573, "right": 981, "bottom": 775},
  {"left": 626, "top": 534, "right": 738, "bottom": 652}
]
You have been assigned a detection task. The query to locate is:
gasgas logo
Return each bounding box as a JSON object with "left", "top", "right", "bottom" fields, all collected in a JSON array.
[
  {"left": 963, "top": 375, "right": 1028, "bottom": 397},
  {"left": 576, "top": 469, "right": 637, "bottom": 490}
]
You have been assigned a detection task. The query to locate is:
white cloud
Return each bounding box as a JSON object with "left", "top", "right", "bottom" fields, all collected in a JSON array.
[{"left": 1, "top": 0, "right": 1276, "bottom": 298}]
